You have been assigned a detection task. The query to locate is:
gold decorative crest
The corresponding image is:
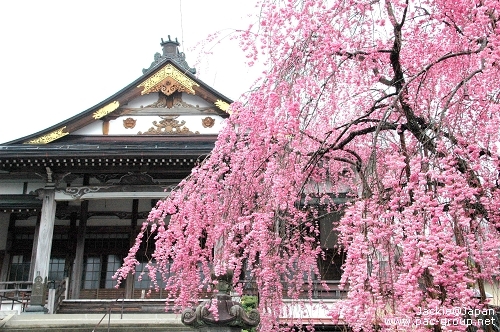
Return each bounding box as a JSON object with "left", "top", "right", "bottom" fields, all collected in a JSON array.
[
  {"left": 138, "top": 64, "right": 199, "bottom": 96},
  {"left": 123, "top": 117, "right": 137, "bottom": 129},
  {"left": 92, "top": 101, "right": 120, "bottom": 119},
  {"left": 202, "top": 117, "right": 215, "bottom": 128},
  {"left": 24, "top": 127, "right": 69, "bottom": 144},
  {"left": 214, "top": 100, "right": 231, "bottom": 114}
]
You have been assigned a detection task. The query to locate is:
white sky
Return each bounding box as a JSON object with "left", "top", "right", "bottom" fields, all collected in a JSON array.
[{"left": 0, "top": 0, "right": 262, "bottom": 143}]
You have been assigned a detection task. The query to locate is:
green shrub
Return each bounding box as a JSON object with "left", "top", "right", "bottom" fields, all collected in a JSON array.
[{"left": 241, "top": 295, "right": 258, "bottom": 332}]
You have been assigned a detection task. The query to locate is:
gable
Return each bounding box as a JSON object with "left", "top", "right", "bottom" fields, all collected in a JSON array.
[
  {"left": 72, "top": 92, "right": 226, "bottom": 137},
  {"left": 5, "top": 44, "right": 232, "bottom": 146}
]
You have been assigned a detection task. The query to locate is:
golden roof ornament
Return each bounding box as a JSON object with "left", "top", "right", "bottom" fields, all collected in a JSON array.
[{"left": 24, "top": 127, "right": 69, "bottom": 144}]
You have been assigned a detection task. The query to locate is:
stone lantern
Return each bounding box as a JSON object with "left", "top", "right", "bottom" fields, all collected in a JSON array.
[{"left": 181, "top": 270, "right": 260, "bottom": 332}]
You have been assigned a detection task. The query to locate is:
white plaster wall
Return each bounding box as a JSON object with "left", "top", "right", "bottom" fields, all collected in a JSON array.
[
  {"left": 26, "top": 182, "right": 45, "bottom": 194},
  {"left": 0, "top": 182, "right": 25, "bottom": 195},
  {"left": 89, "top": 199, "right": 132, "bottom": 212},
  {"left": 138, "top": 199, "right": 155, "bottom": 211},
  {"left": 0, "top": 180, "right": 46, "bottom": 195},
  {"left": 67, "top": 199, "right": 160, "bottom": 214},
  {"left": 67, "top": 92, "right": 227, "bottom": 137},
  {"left": 69, "top": 113, "right": 225, "bottom": 136},
  {"left": 123, "top": 92, "right": 215, "bottom": 109},
  {"left": 71, "top": 121, "right": 103, "bottom": 135},
  {"left": 107, "top": 115, "right": 225, "bottom": 135},
  {"left": 181, "top": 93, "right": 212, "bottom": 108},
  {"left": 87, "top": 218, "right": 131, "bottom": 227},
  {"left": 124, "top": 93, "right": 159, "bottom": 108},
  {"left": 122, "top": 92, "right": 215, "bottom": 109}
]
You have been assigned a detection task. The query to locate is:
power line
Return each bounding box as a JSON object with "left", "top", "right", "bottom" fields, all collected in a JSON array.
[{"left": 179, "top": 0, "right": 185, "bottom": 53}]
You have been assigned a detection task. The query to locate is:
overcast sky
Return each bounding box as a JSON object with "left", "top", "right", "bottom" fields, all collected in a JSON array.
[{"left": 0, "top": 0, "right": 262, "bottom": 143}]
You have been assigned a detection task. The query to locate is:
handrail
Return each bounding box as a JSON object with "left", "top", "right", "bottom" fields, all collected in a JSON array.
[
  {"left": 0, "top": 281, "right": 33, "bottom": 294},
  {"left": 91, "top": 293, "right": 125, "bottom": 332},
  {"left": 236, "top": 279, "right": 347, "bottom": 299},
  {"left": 0, "top": 281, "right": 32, "bottom": 312},
  {"left": 0, "top": 293, "right": 28, "bottom": 311},
  {"left": 50, "top": 278, "right": 68, "bottom": 314},
  {"left": 0, "top": 281, "right": 33, "bottom": 286}
]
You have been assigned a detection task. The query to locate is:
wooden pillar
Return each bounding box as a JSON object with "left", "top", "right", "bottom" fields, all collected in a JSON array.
[
  {"left": 65, "top": 212, "right": 78, "bottom": 294},
  {"left": 32, "top": 187, "right": 57, "bottom": 282},
  {"left": 0, "top": 214, "right": 17, "bottom": 282},
  {"left": 71, "top": 175, "right": 89, "bottom": 299},
  {"left": 125, "top": 199, "right": 139, "bottom": 299},
  {"left": 71, "top": 202, "right": 88, "bottom": 299}
]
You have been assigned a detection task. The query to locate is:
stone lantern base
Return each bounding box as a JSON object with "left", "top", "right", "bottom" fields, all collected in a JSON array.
[
  {"left": 181, "top": 271, "right": 259, "bottom": 331},
  {"left": 200, "top": 327, "right": 241, "bottom": 332}
]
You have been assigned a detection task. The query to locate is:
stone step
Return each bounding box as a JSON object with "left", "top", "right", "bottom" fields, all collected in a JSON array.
[{"left": 1, "top": 313, "right": 187, "bottom": 331}]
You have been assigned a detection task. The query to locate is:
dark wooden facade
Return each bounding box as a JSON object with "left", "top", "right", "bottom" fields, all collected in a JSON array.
[{"left": 0, "top": 37, "right": 232, "bottom": 300}]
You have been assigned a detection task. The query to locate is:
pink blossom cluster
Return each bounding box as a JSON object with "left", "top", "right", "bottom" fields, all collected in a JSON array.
[{"left": 116, "top": 0, "right": 500, "bottom": 331}]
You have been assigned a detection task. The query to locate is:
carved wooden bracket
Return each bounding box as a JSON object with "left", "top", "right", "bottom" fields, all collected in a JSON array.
[
  {"left": 138, "top": 116, "right": 199, "bottom": 135},
  {"left": 138, "top": 64, "right": 199, "bottom": 96}
]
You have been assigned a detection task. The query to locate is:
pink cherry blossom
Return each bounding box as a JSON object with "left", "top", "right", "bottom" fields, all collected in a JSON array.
[{"left": 115, "top": 0, "right": 500, "bottom": 331}]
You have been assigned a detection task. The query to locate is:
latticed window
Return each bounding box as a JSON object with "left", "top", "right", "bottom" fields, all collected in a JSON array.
[
  {"left": 81, "top": 232, "right": 129, "bottom": 289},
  {"left": 133, "top": 261, "right": 170, "bottom": 289},
  {"left": 83, "top": 256, "right": 101, "bottom": 289},
  {"left": 85, "top": 233, "right": 129, "bottom": 250},
  {"left": 83, "top": 255, "right": 124, "bottom": 289},
  {"left": 9, "top": 255, "right": 30, "bottom": 281},
  {"left": 105, "top": 255, "right": 121, "bottom": 288},
  {"left": 48, "top": 257, "right": 67, "bottom": 281}
]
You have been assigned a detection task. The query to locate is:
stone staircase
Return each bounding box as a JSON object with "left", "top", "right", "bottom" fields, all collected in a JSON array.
[{"left": 0, "top": 312, "right": 187, "bottom": 332}]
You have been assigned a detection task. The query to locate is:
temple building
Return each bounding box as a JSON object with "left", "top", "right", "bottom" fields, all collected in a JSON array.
[{"left": 0, "top": 36, "right": 233, "bottom": 301}]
